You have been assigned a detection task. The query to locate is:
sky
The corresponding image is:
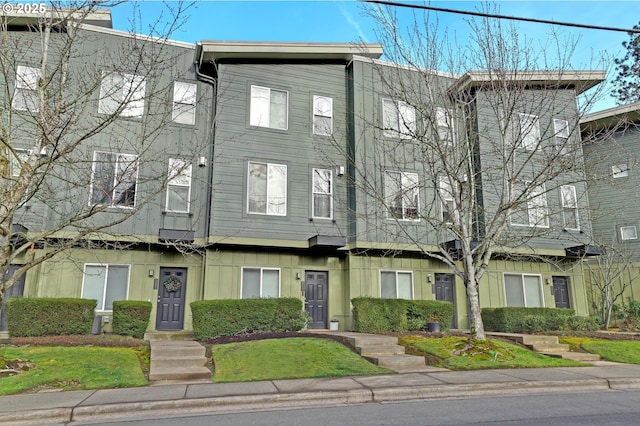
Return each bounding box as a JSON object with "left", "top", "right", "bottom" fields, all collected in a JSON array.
[{"left": 109, "top": 1, "right": 640, "bottom": 112}]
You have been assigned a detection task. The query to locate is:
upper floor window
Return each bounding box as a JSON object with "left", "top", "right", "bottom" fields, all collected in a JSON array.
[
  {"left": 247, "top": 161, "right": 287, "bottom": 215},
  {"left": 13, "top": 65, "right": 40, "bottom": 112},
  {"left": 312, "top": 168, "right": 333, "bottom": 219},
  {"left": 98, "top": 71, "right": 146, "bottom": 117},
  {"left": 436, "top": 107, "right": 455, "bottom": 145},
  {"left": 82, "top": 264, "right": 129, "bottom": 311},
  {"left": 554, "top": 119, "right": 570, "bottom": 155},
  {"left": 10, "top": 149, "right": 31, "bottom": 177},
  {"left": 438, "top": 176, "right": 455, "bottom": 223},
  {"left": 620, "top": 225, "right": 638, "bottom": 241},
  {"left": 250, "top": 85, "right": 288, "bottom": 130},
  {"left": 380, "top": 270, "right": 413, "bottom": 299},
  {"left": 504, "top": 273, "right": 543, "bottom": 307},
  {"left": 510, "top": 182, "right": 548, "bottom": 227},
  {"left": 241, "top": 267, "right": 280, "bottom": 298},
  {"left": 90, "top": 151, "right": 139, "bottom": 208},
  {"left": 172, "top": 82, "right": 197, "bottom": 125},
  {"left": 382, "top": 99, "right": 415, "bottom": 139},
  {"left": 560, "top": 185, "right": 579, "bottom": 230},
  {"left": 612, "top": 164, "right": 629, "bottom": 179},
  {"left": 313, "top": 95, "right": 333, "bottom": 136},
  {"left": 166, "top": 158, "right": 192, "bottom": 213},
  {"left": 384, "top": 171, "right": 419, "bottom": 221},
  {"left": 507, "top": 113, "right": 540, "bottom": 151}
]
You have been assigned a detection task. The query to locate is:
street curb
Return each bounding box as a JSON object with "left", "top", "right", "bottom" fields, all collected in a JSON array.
[
  {"left": 1, "top": 408, "right": 72, "bottom": 426},
  {"left": 608, "top": 378, "right": 640, "bottom": 389}
]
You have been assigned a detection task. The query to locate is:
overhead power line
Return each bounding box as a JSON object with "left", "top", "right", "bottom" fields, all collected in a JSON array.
[{"left": 362, "top": 0, "right": 640, "bottom": 34}]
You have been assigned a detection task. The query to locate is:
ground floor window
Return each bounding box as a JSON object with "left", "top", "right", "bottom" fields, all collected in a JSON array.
[
  {"left": 82, "top": 264, "right": 130, "bottom": 311},
  {"left": 380, "top": 270, "right": 413, "bottom": 299},
  {"left": 504, "top": 273, "right": 543, "bottom": 307},
  {"left": 241, "top": 267, "right": 280, "bottom": 298}
]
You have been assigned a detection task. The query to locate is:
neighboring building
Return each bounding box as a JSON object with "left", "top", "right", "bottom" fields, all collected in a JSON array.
[{"left": 3, "top": 10, "right": 609, "bottom": 333}]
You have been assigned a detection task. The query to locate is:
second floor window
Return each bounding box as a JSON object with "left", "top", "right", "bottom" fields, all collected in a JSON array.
[
  {"left": 250, "top": 85, "right": 288, "bottom": 130},
  {"left": 612, "top": 164, "right": 629, "bottom": 178},
  {"left": 313, "top": 95, "right": 333, "bottom": 136},
  {"left": 172, "top": 82, "right": 197, "bottom": 125},
  {"left": 507, "top": 113, "right": 540, "bottom": 151},
  {"left": 439, "top": 176, "right": 455, "bottom": 223},
  {"left": 90, "top": 151, "right": 139, "bottom": 208},
  {"left": 10, "top": 148, "right": 31, "bottom": 177},
  {"left": 382, "top": 99, "right": 416, "bottom": 139},
  {"left": 166, "top": 158, "right": 192, "bottom": 213},
  {"left": 312, "top": 168, "right": 333, "bottom": 219},
  {"left": 247, "top": 161, "right": 287, "bottom": 215},
  {"left": 560, "top": 185, "right": 579, "bottom": 230},
  {"left": 620, "top": 225, "right": 638, "bottom": 241},
  {"left": 510, "top": 182, "right": 548, "bottom": 227},
  {"left": 13, "top": 65, "right": 40, "bottom": 112},
  {"left": 436, "top": 107, "right": 455, "bottom": 145},
  {"left": 384, "top": 171, "right": 419, "bottom": 221},
  {"left": 98, "top": 71, "right": 146, "bottom": 117},
  {"left": 554, "top": 119, "right": 570, "bottom": 155}
]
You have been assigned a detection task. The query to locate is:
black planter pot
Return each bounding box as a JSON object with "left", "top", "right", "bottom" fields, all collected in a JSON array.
[{"left": 427, "top": 322, "right": 440, "bottom": 332}]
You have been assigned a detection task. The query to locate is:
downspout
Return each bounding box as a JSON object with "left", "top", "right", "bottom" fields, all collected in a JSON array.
[{"left": 194, "top": 43, "right": 218, "bottom": 301}]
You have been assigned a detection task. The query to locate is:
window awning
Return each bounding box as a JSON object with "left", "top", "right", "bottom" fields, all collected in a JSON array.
[
  {"left": 308, "top": 235, "right": 346, "bottom": 249},
  {"left": 565, "top": 244, "right": 605, "bottom": 258}
]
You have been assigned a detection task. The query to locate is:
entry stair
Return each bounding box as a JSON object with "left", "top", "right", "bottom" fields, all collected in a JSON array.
[
  {"left": 487, "top": 332, "right": 601, "bottom": 362},
  {"left": 144, "top": 331, "right": 212, "bottom": 385}
]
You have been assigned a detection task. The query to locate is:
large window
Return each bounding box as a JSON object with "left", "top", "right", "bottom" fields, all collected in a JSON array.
[
  {"left": 384, "top": 171, "right": 419, "bottom": 221},
  {"left": 90, "top": 151, "right": 139, "bottom": 208},
  {"left": 380, "top": 270, "right": 413, "bottom": 299},
  {"left": 172, "top": 82, "right": 197, "bottom": 125},
  {"left": 247, "top": 161, "right": 287, "bottom": 215},
  {"left": 560, "top": 185, "right": 579, "bottom": 230},
  {"left": 436, "top": 107, "right": 455, "bottom": 145},
  {"left": 507, "top": 113, "right": 540, "bottom": 151},
  {"left": 382, "top": 99, "right": 416, "bottom": 139},
  {"left": 504, "top": 274, "right": 543, "bottom": 307},
  {"left": 312, "top": 95, "right": 333, "bottom": 136},
  {"left": 510, "top": 182, "right": 548, "bottom": 227},
  {"left": 241, "top": 267, "right": 280, "bottom": 298},
  {"left": 98, "top": 71, "right": 146, "bottom": 117},
  {"left": 554, "top": 119, "right": 570, "bottom": 155},
  {"left": 312, "top": 168, "right": 332, "bottom": 219},
  {"left": 250, "top": 85, "right": 288, "bottom": 130},
  {"left": 82, "top": 264, "right": 129, "bottom": 311},
  {"left": 166, "top": 159, "right": 192, "bottom": 213},
  {"left": 439, "top": 176, "right": 455, "bottom": 223},
  {"left": 13, "top": 65, "right": 40, "bottom": 112}
]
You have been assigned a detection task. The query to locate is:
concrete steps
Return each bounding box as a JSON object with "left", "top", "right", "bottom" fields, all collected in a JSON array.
[
  {"left": 487, "top": 332, "right": 601, "bottom": 363},
  {"left": 146, "top": 334, "right": 212, "bottom": 385}
]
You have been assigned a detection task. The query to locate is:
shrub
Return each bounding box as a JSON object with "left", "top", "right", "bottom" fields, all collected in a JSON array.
[
  {"left": 481, "top": 307, "right": 575, "bottom": 333},
  {"left": 351, "top": 298, "right": 454, "bottom": 332},
  {"left": 566, "top": 316, "right": 600, "bottom": 332},
  {"left": 190, "top": 298, "right": 306, "bottom": 339},
  {"left": 112, "top": 300, "right": 152, "bottom": 338},
  {"left": 6, "top": 298, "right": 96, "bottom": 337},
  {"left": 522, "top": 315, "right": 547, "bottom": 333}
]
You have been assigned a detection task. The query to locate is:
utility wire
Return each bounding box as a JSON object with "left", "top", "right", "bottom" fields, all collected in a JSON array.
[{"left": 362, "top": 0, "right": 640, "bottom": 34}]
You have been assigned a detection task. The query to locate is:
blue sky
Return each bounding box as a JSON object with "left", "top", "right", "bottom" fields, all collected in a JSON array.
[{"left": 111, "top": 1, "right": 640, "bottom": 111}]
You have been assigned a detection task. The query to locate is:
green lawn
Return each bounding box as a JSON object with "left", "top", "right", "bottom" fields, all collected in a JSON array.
[
  {"left": 559, "top": 337, "right": 640, "bottom": 364},
  {"left": 210, "top": 337, "right": 391, "bottom": 382},
  {"left": 399, "top": 335, "right": 585, "bottom": 370},
  {"left": 0, "top": 346, "right": 147, "bottom": 395}
]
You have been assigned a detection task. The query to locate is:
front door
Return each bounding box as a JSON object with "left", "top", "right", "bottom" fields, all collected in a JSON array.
[
  {"left": 435, "top": 273, "right": 457, "bottom": 328},
  {"left": 1, "top": 265, "right": 26, "bottom": 331},
  {"left": 305, "top": 271, "right": 328, "bottom": 329},
  {"left": 552, "top": 276, "right": 571, "bottom": 309},
  {"left": 156, "top": 267, "right": 187, "bottom": 330}
]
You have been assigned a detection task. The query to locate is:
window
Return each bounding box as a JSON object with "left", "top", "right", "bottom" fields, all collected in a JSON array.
[
  {"left": 90, "top": 151, "right": 139, "bottom": 207},
  {"left": 560, "top": 185, "right": 579, "bottom": 230},
  {"left": 612, "top": 164, "right": 629, "bottom": 179},
  {"left": 13, "top": 65, "right": 40, "bottom": 112},
  {"left": 82, "top": 264, "right": 129, "bottom": 311},
  {"left": 554, "top": 119, "right": 570, "bottom": 155},
  {"left": 380, "top": 270, "right": 413, "bottom": 299},
  {"left": 312, "top": 168, "right": 332, "bottom": 219},
  {"left": 313, "top": 95, "right": 333, "bottom": 136},
  {"left": 250, "top": 85, "right": 288, "bottom": 130},
  {"left": 439, "top": 176, "right": 455, "bottom": 223},
  {"left": 510, "top": 182, "right": 549, "bottom": 227},
  {"left": 382, "top": 99, "right": 416, "bottom": 139},
  {"left": 172, "top": 82, "right": 197, "bottom": 125},
  {"left": 10, "top": 149, "right": 31, "bottom": 177},
  {"left": 507, "top": 113, "right": 540, "bottom": 151},
  {"left": 436, "top": 107, "right": 455, "bottom": 145},
  {"left": 166, "top": 159, "right": 192, "bottom": 213},
  {"left": 247, "top": 161, "right": 287, "bottom": 215},
  {"left": 384, "top": 171, "right": 419, "bottom": 220},
  {"left": 504, "top": 274, "right": 543, "bottom": 307},
  {"left": 620, "top": 225, "right": 638, "bottom": 241},
  {"left": 241, "top": 267, "right": 280, "bottom": 298},
  {"left": 98, "top": 71, "right": 146, "bottom": 117}
]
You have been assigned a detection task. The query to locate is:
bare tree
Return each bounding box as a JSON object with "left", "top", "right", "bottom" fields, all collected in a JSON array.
[
  {"left": 0, "top": 2, "right": 206, "bottom": 300},
  {"left": 345, "top": 4, "right": 606, "bottom": 339}
]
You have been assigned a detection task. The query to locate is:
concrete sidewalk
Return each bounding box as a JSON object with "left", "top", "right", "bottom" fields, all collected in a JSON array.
[{"left": 2, "top": 361, "right": 640, "bottom": 425}]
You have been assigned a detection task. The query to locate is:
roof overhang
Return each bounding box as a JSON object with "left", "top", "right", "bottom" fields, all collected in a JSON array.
[
  {"left": 580, "top": 102, "right": 640, "bottom": 133},
  {"left": 3, "top": 8, "right": 112, "bottom": 28},
  {"left": 565, "top": 244, "right": 605, "bottom": 258}
]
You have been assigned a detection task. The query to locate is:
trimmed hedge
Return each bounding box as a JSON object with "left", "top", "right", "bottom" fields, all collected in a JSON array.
[
  {"left": 112, "top": 300, "right": 152, "bottom": 338},
  {"left": 481, "top": 307, "right": 599, "bottom": 333},
  {"left": 352, "top": 298, "right": 454, "bottom": 333},
  {"left": 6, "top": 298, "right": 96, "bottom": 337},
  {"left": 190, "top": 298, "right": 307, "bottom": 340}
]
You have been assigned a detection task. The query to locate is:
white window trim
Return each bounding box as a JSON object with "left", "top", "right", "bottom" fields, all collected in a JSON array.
[
  {"left": 509, "top": 182, "right": 549, "bottom": 228},
  {"left": 247, "top": 161, "right": 288, "bottom": 216},
  {"left": 13, "top": 65, "right": 41, "bottom": 112},
  {"left": 436, "top": 107, "right": 455, "bottom": 146},
  {"left": 165, "top": 158, "right": 192, "bottom": 213},
  {"left": 240, "top": 267, "right": 281, "bottom": 298},
  {"left": 438, "top": 176, "right": 455, "bottom": 224},
  {"left": 312, "top": 95, "right": 333, "bottom": 136},
  {"left": 382, "top": 98, "right": 416, "bottom": 139},
  {"left": 89, "top": 151, "right": 139, "bottom": 208},
  {"left": 172, "top": 81, "right": 197, "bottom": 125},
  {"left": 81, "top": 263, "right": 131, "bottom": 312},
  {"left": 312, "top": 168, "right": 333, "bottom": 219},
  {"left": 612, "top": 164, "right": 629, "bottom": 179},
  {"left": 249, "top": 85, "right": 289, "bottom": 130},
  {"left": 518, "top": 113, "right": 540, "bottom": 151},
  {"left": 554, "top": 118, "right": 570, "bottom": 155},
  {"left": 560, "top": 185, "right": 579, "bottom": 230},
  {"left": 620, "top": 225, "right": 638, "bottom": 241},
  {"left": 10, "top": 148, "right": 32, "bottom": 178},
  {"left": 98, "top": 71, "right": 146, "bottom": 117},
  {"left": 384, "top": 171, "right": 420, "bottom": 222},
  {"left": 379, "top": 270, "right": 414, "bottom": 299},
  {"left": 503, "top": 273, "right": 544, "bottom": 308}
]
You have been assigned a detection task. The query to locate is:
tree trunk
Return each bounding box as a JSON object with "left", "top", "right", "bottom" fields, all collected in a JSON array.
[{"left": 465, "top": 275, "right": 486, "bottom": 339}]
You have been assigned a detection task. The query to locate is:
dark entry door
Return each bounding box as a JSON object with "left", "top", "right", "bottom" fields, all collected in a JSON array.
[
  {"left": 1, "top": 265, "right": 26, "bottom": 331},
  {"left": 552, "top": 276, "right": 571, "bottom": 309},
  {"left": 435, "top": 273, "right": 457, "bottom": 328},
  {"left": 305, "top": 271, "right": 328, "bottom": 329},
  {"left": 156, "top": 267, "right": 187, "bottom": 330}
]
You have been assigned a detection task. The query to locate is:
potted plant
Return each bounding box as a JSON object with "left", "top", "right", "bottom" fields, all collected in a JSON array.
[
  {"left": 426, "top": 315, "right": 440, "bottom": 333},
  {"left": 329, "top": 318, "right": 339, "bottom": 331}
]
